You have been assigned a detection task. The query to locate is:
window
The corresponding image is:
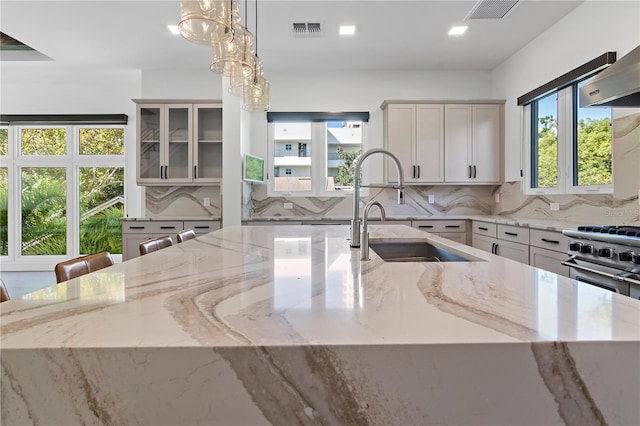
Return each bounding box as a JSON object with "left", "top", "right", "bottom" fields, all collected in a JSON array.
[
  {"left": 520, "top": 54, "right": 614, "bottom": 195},
  {"left": 267, "top": 112, "right": 369, "bottom": 196},
  {"left": 1, "top": 122, "right": 125, "bottom": 265}
]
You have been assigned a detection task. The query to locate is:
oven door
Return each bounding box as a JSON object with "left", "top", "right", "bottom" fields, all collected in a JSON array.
[{"left": 561, "top": 257, "right": 633, "bottom": 296}]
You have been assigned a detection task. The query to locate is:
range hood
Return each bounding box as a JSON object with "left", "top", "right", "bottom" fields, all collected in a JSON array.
[{"left": 580, "top": 45, "right": 640, "bottom": 108}]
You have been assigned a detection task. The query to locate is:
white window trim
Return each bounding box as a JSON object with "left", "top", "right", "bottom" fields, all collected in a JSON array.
[
  {"left": 1, "top": 124, "right": 125, "bottom": 270},
  {"left": 267, "top": 121, "right": 369, "bottom": 198},
  {"left": 523, "top": 86, "right": 613, "bottom": 196}
]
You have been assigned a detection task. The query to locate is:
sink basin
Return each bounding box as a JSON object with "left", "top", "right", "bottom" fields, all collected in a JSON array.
[{"left": 368, "top": 238, "right": 473, "bottom": 262}]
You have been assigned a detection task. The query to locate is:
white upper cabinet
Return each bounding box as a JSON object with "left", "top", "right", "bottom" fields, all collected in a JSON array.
[
  {"left": 136, "top": 100, "right": 222, "bottom": 186},
  {"left": 384, "top": 103, "right": 444, "bottom": 184},
  {"left": 444, "top": 104, "right": 501, "bottom": 184}
]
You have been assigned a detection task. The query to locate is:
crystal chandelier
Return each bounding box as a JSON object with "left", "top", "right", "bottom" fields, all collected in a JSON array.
[
  {"left": 178, "top": 0, "right": 269, "bottom": 111},
  {"left": 242, "top": 0, "right": 270, "bottom": 111},
  {"left": 178, "top": 0, "right": 237, "bottom": 46}
]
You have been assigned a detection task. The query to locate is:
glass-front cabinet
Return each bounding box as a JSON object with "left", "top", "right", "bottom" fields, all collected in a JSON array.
[{"left": 135, "top": 100, "right": 222, "bottom": 185}]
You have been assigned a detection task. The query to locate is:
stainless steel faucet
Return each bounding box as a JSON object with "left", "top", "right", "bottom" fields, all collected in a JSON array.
[
  {"left": 350, "top": 148, "right": 405, "bottom": 248},
  {"left": 361, "top": 201, "right": 386, "bottom": 260}
]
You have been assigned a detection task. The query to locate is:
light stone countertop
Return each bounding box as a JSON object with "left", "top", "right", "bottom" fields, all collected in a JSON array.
[{"left": 2, "top": 224, "right": 638, "bottom": 425}]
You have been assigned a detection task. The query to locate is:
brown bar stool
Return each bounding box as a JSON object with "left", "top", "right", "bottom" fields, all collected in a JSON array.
[
  {"left": 0, "top": 278, "right": 10, "bottom": 302},
  {"left": 54, "top": 251, "right": 115, "bottom": 284},
  {"left": 139, "top": 236, "right": 174, "bottom": 256},
  {"left": 177, "top": 229, "right": 197, "bottom": 243}
]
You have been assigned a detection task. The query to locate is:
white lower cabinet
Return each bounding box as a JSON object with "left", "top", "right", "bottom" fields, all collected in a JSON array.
[
  {"left": 472, "top": 221, "right": 529, "bottom": 264},
  {"left": 412, "top": 220, "right": 467, "bottom": 245},
  {"left": 529, "top": 229, "right": 569, "bottom": 277},
  {"left": 122, "top": 220, "right": 220, "bottom": 261}
]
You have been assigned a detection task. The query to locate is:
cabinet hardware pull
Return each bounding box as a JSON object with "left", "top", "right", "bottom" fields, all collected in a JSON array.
[
  {"left": 473, "top": 165, "right": 477, "bottom": 179},
  {"left": 194, "top": 165, "right": 197, "bottom": 179},
  {"left": 505, "top": 231, "right": 518, "bottom": 236},
  {"left": 130, "top": 226, "right": 145, "bottom": 230},
  {"left": 479, "top": 227, "right": 489, "bottom": 231},
  {"left": 419, "top": 225, "right": 434, "bottom": 228},
  {"left": 491, "top": 243, "right": 496, "bottom": 254},
  {"left": 417, "top": 165, "right": 420, "bottom": 179},
  {"left": 194, "top": 226, "right": 209, "bottom": 229},
  {"left": 412, "top": 165, "right": 416, "bottom": 179},
  {"left": 541, "top": 238, "right": 560, "bottom": 244},
  {"left": 160, "top": 226, "right": 176, "bottom": 229},
  {"left": 468, "top": 165, "right": 472, "bottom": 179},
  {"left": 159, "top": 165, "right": 163, "bottom": 179},
  {"left": 165, "top": 166, "right": 168, "bottom": 179},
  {"left": 445, "top": 225, "right": 460, "bottom": 228}
]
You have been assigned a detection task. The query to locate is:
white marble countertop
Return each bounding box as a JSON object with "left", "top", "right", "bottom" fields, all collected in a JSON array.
[
  {"left": 3, "top": 225, "right": 639, "bottom": 425},
  {"left": 2, "top": 225, "right": 638, "bottom": 349}
]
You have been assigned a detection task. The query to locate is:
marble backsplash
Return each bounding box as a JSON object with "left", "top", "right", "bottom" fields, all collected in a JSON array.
[
  {"left": 144, "top": 186, "right": 221, "bottom": 218},
  {"left": 248, "top": 185, "right": 496, "bottom": 218}
]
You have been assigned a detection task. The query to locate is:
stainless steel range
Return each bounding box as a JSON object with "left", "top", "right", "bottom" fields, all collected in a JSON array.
[{"left": 562, "top": 226, "right": 640, "bottom": 299}]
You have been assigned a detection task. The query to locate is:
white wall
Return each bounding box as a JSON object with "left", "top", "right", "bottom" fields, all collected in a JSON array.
[
  {"left": 491, "top": 0, "right": 640, "bottom": 182},
  {"left": 0, "top": 63, "right": 144, "bottom": 218},
  {"left": 141, "top": 69, "right": 224, "bottom": 99}
]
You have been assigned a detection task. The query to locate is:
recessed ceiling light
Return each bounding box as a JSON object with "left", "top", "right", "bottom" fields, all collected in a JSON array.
[
  {"left": 167, "top": 25, "right": 180, "bottom": 35},
  {"left": 448, "top": 26, "right": 468, "bottom": 36},
  {"left": 339, "top": 25, "right": 356, "bottom": 36}
]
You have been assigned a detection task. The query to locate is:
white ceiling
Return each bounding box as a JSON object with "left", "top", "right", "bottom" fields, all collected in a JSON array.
[{"left": 1, "top": 0, "right": 585, "bottom": 72}]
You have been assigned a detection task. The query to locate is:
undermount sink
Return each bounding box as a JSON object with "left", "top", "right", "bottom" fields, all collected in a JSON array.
[{"left": 368, "top": 238, "right": 475, "bottom": 262}]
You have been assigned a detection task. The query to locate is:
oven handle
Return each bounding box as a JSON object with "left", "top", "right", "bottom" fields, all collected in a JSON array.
[{"left": 561, "top": 257, "right": 640, "bottom": 286}]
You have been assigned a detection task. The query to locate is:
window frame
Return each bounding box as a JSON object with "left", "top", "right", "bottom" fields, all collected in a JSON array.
[
  {"left": 1, "top": 124, "right": 126, "bottom": 269},
  {"left": 523, "top": 81, "right": 612, "bottom": 196},
  {"left": 266, "top": 117, "right": 369, "bottom": 198}
]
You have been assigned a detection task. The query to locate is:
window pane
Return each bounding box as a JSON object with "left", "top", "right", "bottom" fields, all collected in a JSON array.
[
  {"left": 80, "top": 167, "right": 124, "bottom": 254},
  {"left": 21, "top": 168, "right": 67, "bottom": 255},
  {"left": 21, "top": 128, "right": 66, "bottom": 155},
  {"left": 533, "top": 93, "right": 558, "bottom": 188},
  {"left": 575, "top": 82, "right": 612, "bottom": 186},
  {"left": 0, "top": 168, "right": 7, "bottom": 255},
  {"left": 79, "top": 128, "right": 125, "bottom": 155},
  {"left": 326, "top": 121, "right": 362, "bottom": 191},
  {"left": 0, "top": 128, "right": 7, "bottom": 155},
  {"left": 273, "top": 122, "right": 311, "bottom": 192}
]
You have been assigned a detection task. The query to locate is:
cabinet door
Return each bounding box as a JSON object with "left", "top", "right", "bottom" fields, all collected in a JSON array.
[
  {"left": 385, "top": 104, "right": 415, "bottom": 184},
  {"left": 138, "top": 105, "right": 164, "bottom": 183},
  {"left": 439, "top": 232, "right": 467, "bottom": 245},
  {"left": 444, "top": 104, "right": 472, "bottom": 182},
  {"left": 472, "top": 105, "right": 501, "bottom": 183},
  {"left": 495, "top": 239, "right": 529, "bottom": 264},
  {"left": 165, "top": 104, "right": 192, "bottom": 182},
  {"left": 472, "top": 234, "right": 497, "bottom": 254},
  {"left": 123, "top": 234, "right": 153, "bottom": 261},
  {"left": 193, "top": 105, "right": 223, "bottom": 183},
  {"left": 530, "top": 246, "right": 569, "bottom": 277},
  {"left": 415, "top": 104, "right": 444, "bottom": 182}
]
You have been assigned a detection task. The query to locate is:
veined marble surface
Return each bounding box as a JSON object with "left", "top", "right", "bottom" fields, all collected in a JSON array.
[{"left": 2, "top": 225, "right": 639, "bottom": 425}]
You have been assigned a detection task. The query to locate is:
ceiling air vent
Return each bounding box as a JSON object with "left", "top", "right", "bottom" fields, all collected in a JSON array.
[
  {"left": 465, "top": 0, "right": 519, "bottom": 20},
  {"left": 291, "top": 22, "right": 323, "bottom": 37}
]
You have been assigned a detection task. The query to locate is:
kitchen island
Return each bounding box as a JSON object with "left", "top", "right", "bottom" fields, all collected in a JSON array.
[{"left": 2, "top": 225, "right": 639, "bottom": 425}]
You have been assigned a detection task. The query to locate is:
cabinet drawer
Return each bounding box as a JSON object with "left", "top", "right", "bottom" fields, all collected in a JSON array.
[
  {"left": 413, "top": 220, "right": 467, "bottom": 233},
  {"left": 472, "top": 221, "right": 496, "bottom": 237},
  {"left": 184, "top": 220, "right": 220, "bottom": 234},
  {"left": 497, "top": 224, "right": 529, "bottom": 244},
  {"left": 529, "top": 229, "right": 567, "bottom": 252},
  {"left": 123, "top": 221, "right": 183, "bottom": 234}
]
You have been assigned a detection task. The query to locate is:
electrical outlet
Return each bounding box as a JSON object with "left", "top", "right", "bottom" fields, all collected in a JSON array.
[
  {"left": 494, "top": 193, "right": 500, "bottom": 203},
  {"left": 284, "top": 202, "right": 293, "bottom": 209},
  {"left": 203, "top": 197, "right": 210, "bottom": 207},
  {"left": 428, "top": 194, "right": 435, "bottom": 204},
  {"left": 550, "top": 202, "right": 560, "bottom": 211}
]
